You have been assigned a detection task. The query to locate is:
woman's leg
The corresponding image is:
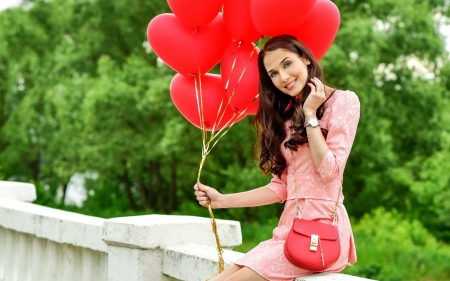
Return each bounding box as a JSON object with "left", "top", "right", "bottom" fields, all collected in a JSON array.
[
  {"left": 223, "top": 266, "right": 268, "bottom": 281},
  {"left": 212, "top": 264, "right": 242, "bottom": 281}
]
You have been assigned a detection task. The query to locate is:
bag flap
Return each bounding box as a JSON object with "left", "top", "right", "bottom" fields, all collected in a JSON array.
[{"left": 293, "top": 218, "right": 338, "bottom": 240}]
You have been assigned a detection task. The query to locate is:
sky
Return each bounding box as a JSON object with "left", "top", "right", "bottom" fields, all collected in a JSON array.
[{"left": 0, "top": 0, "right": 21, "bottom": 11}]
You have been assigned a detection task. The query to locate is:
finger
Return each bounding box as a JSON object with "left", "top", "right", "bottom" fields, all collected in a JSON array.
[
  {"left": 196, "top": 182, "right": 206, "bottom": 192},
  {"left": 311, "top": 78, "right": 323, "bottom": 89},
  {"left": 199, "top": 199, "right": 210, "bottom": 207},
  {"left": 195, "top": 190, "right": 206, "bottom": 197},
  {"left": 196, "top": 195, "right": 209, "bottom": 201},
  {"left": 311, "top": 77, "right": 324, "bottom": 88},
  {"left": 313, "top": 77, "right": 326, "bottom": 92},
  {"left": 308, "top": 83, "right": 316, "bottom": 91}
]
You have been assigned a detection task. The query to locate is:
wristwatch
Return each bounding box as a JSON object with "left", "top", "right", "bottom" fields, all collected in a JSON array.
[{"left": 304, "top": 117, "right": 319, "bottom": 128}]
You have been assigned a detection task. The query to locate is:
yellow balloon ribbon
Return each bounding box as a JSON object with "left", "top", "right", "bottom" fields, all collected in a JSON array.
[{"left": 192, "top": 40, "right": 261, "bottom": 280}]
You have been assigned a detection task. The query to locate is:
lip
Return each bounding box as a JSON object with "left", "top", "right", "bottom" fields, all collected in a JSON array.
[{"left": 285, "top": 79, "right": 296, "bottom": 90}]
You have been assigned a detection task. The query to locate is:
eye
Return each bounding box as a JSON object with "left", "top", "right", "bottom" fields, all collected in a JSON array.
[
  {"left": 284, "top": 61, "right": 291, "bottom": 68},
  {"left": 269, "top": 71, "right": 278, "bottom": 78}
]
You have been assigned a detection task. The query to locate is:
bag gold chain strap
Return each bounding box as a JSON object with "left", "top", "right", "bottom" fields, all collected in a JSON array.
[{"left": 290, "top": 149, "right": 342, "bottom": 265}]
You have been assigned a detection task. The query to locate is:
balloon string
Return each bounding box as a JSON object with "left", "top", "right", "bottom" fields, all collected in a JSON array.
[
  {"left": 224, "top": 40, "right": 259, "bottom": 108},
  {"left": 208, "top": 204, "right": 225, "bottom": 272},
  {"left": 205, "top": 93, "right": 259, "bottom": 155},
  {"left": 206, "top": 93, "right": 259, "bottom": 151},
  {"left": 193, "top": 70, "right": 225, "bottom": 277},
  {"left": 208, "top": 41, "right": 242, "bottom": 138},
  {"left": 223, "top": 41, "right": 241, "bottom": 92},
  {"left": 197, "top": 39, "right": 261, "bottom": 279},
  {"left": 205, "top": 39, "right": 261, "bottom": 149},
  {"left": 205, "top": 40, "right": 260, "bottom": 148},
  {"left": 194, "top": 75, "right": 209, "bottom": 147}
]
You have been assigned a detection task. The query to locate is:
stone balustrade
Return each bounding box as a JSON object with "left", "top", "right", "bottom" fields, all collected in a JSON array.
[{"left": 0, "top": 181, "right": 374, "bottom": 281}]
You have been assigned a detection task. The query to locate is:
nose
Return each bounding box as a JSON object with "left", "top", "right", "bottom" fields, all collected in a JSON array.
[{"left": 279, "top": 70, "right": 289, "bottom": 83}]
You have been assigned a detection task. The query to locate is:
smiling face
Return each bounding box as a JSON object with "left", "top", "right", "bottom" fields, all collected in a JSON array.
[{"left": 263, "top": 48, "right": 311, "bottom": 98}]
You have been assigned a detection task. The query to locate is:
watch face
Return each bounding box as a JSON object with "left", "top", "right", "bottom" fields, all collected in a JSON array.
[{"left": 310, "top": 118, "right": 319, "bottom": 127}]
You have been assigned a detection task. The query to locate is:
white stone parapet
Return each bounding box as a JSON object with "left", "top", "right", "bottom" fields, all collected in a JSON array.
[
  {"left": 0, "top": 198, "right": 106, "bottom": 252},
  {"left": 102, "top": 214, "right": 242, "bottom": 281},
  {"left": 163, "top": 243, "right": 244, "bottom": 281},
  {"left": 0, "top": 181, "right": 36, "bottom": 202},
  {"left": 296, "top": 273, "right": 376, "bottom": 280},
  {"left": 103, "top": 214, "right": 242, "bottom": 250}
]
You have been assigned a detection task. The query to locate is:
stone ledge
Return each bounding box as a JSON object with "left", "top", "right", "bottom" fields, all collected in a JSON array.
[
  {"left": 0, "top": 181, "right": 36, "bottom": 202},
  {"left": 102, "top": 214, "right": 242, "bottom": 250},
  {"left": 162, "top": 243, "right": 244, "bottom": 281},
  {"left": 296, "top": 273, "right": 376, "bottom": 281},
  {"left": 0, "top": 198, "right": 107, "bottom": 252},
  {"left": 162, "top": 243, "right": 375, "bottom": 281}
]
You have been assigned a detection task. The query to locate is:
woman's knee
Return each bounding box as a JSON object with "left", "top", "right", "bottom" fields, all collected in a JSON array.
[
  {"left": 224, "top": 266, "right": 267, "bottom": 281},
  {"left": 214, "top": 264, "right": 242, "bottom": 281}
]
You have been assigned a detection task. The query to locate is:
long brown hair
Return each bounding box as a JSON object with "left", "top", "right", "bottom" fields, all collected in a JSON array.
[{"left": 254, "top": 34, "right": 328, "bottom": 177}]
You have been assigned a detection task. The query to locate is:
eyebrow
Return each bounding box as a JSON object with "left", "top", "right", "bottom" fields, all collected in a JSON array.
[{"left": 267, "top": 57, "right": 290, "bottom": 74}]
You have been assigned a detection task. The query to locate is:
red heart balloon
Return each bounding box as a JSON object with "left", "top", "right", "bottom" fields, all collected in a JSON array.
[
  {"left": 245, "top": 98, "right": 259, "bottom": 115},
  {"left": 223, "top": 0, "right": 261, "bottom": 42},
  {"left": 147, "top": 13, "right": 233, "bottom": 75},
  {"left": 221, "top": 41, "right": 260, "bottom": 113},
  {"left": 250, "top": 0, "right": 317, "bottom": 37},
  {"left": 167, "top": 0, "right": 224, "bottom": 28},
  {"left": 170, "top": 73, "right": 241, "bottom": 131},
  {"left": 291, "top": 0, "right": 340, "bottom": 60}
]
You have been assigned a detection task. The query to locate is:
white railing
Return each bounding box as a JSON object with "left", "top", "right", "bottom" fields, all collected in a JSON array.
[{"left": 0, "top": 181, "right": 374, "bottom": 281}]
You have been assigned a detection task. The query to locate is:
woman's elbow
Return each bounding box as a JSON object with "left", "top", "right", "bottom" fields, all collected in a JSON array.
[{"left": 318, "top": 168, "right": 340, "bottom": 183}]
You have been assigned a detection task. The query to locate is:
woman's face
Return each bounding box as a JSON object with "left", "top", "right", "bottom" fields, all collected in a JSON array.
[{"left": 263, "top": 48, "right": 311, "bottom": 98}]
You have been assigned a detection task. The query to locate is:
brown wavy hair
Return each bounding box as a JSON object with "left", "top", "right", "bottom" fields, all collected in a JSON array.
[{"left": 253, "top": 34, "right": 329, "bottom": 177}]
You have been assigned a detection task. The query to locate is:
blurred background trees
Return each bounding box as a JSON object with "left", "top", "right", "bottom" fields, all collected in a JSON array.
[{"left": 1, "top": 0, "right": 450, "bottom": 279}]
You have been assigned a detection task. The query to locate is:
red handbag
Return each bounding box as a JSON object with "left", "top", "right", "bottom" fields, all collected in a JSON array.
[
  {"left": 284, "top": 218, "right": 340, "bottom": 271},
  {"left": 284, "top": 150, "right": 342, "bottom": 271}
]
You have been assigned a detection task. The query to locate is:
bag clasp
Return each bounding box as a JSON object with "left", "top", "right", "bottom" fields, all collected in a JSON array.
[{"left": 310, "top": 234, "right": 319, "bottom": 251}]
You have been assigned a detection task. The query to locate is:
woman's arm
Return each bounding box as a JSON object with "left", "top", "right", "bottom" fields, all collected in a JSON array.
[
  {"left": 194, "top": 183, "right": 281, "bottom": 209},
  {"left": 304, "top": 119, "right": 329, "bottom": 168},
  {"left": 303, "top": 77, "right": 330, "bottom": 169},
  {"left": 304, "top": 78, "right": 360, "bottom": 182}
]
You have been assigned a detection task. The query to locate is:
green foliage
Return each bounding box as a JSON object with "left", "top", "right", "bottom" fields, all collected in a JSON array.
[{"left": 344, "top": 208, "right": 450, "bottom": 280}]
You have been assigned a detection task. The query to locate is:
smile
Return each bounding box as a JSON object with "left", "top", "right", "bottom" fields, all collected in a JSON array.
[{"left": 285, "top": 79, "right": 296, "bottom": 90}]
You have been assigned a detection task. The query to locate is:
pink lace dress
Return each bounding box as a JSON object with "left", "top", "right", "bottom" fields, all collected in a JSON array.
[{"left": 234, "top": 90, "right": 360, "bottom": 281}]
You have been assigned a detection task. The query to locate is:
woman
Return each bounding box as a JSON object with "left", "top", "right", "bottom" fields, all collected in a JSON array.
[{"left": 194, "top": 34, "right": 359, "bottom": 281}]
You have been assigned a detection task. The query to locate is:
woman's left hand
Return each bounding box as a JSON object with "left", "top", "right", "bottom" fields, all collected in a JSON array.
[{"left": 303, "top": 77, "right": 327, "bottom": 117}]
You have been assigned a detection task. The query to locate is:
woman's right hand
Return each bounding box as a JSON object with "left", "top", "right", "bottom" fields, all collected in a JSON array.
[{"left": 194, "top": 182, "right": 224, "bottom": 208}]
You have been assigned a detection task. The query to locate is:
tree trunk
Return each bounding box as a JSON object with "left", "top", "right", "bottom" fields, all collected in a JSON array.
[
  {"left": 134, "top": 165, "right": 151, "bottom": 210},
  {"left": 155, "top": 162, "right": 165, "bottom": 213},
  {"left": 60, "top": 180, "right": 69, "bottom": 206},
  {"left": 123, "top": 171, "right": 137, "bottom": 211},
  {"left": 147, "top": 162, "right": 156, "bottom": 208},
  {"left": 28, "top": 156, "right": 40, "bottom": 183},
  {"left": 168, "top": 158, "right": 177, "bottom": 213}
]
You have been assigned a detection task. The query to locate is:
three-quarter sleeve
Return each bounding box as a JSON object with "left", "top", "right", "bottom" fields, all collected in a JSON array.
[
  {"left": 317, "top": 91, "right": 360, "bottom": 183},
  {"left": 264, "top": 169, "right": 288, "bottom": 203}
]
